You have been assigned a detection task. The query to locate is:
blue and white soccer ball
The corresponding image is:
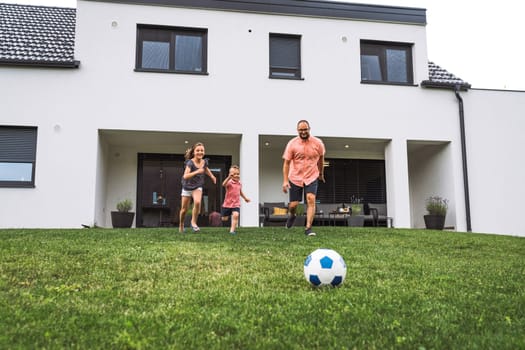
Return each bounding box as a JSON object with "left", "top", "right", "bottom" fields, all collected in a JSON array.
[{"left": 304, "top": 248, "right": 347, "bottom": 287}]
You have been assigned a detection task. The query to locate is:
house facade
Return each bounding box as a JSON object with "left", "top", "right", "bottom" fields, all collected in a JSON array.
[{"left": 1, "top": 0, "right": 524, "bottom": 236}]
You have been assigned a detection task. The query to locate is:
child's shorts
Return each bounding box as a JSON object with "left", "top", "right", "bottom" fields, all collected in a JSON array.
[
  {"left": 221, "top": 207, "right": 240, "bottom": 217},
  {"left": 181, "top": 187, "right": 202, "bottom": 197}
]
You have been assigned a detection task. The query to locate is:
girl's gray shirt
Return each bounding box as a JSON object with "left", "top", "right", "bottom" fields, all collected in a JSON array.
[{"left": 181, "top": 159, "right": 208, "bottom": 190}]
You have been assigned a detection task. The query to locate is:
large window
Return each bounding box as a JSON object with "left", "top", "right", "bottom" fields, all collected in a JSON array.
[
  {"left": 318, "top": 159, "right": 386, "bottom": 204},
  {"left": 360, "top": 40, "right": 413, "bottom": 84},
  {"left": 269, "top": 33, "right": 302, "bottom": 79},
  {"left": 136, "top": 153, "right": 231, "bottom": 227},
  {"left": 0, "top": 126, "right": 37, "bottom": 188},
  {"left": 136, "top": 25, "right": 207, "bottom": 74}
]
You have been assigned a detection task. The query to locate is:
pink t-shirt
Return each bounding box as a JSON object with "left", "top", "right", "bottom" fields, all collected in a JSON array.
[
  {"left": 283, "top": 135, "right": 325, "bottom": 187},
  {"left": 222, "top": 179, "right": 242, "bottom": 208}
]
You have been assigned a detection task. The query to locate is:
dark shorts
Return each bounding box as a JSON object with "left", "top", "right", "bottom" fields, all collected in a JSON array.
[
  {"left": 289, "top": 180, "right": 318, "bottom": 202},
  {"left": 221, "top": 207, "right": 240, "bottom": 217}
]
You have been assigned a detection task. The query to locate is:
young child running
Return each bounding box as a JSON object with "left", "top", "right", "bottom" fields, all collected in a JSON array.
[
  {"left": 221, "top": 165, "right": 250, "bottom": 235},
  {"left": 179, "top": 142, "right": 216, "bottom": 233}
]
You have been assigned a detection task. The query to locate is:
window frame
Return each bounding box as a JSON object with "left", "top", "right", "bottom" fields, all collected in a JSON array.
[
  {"left": 0, "top": 126, "right": 37, "bottom": 188},
  {"left": 269, "top": 33, "right": 303, "bottom": 80},
  {"left": 360, "top": 40, "right": 414, "bottom": 85},
  {"left": 135, "top": 24, "right": 208, "bottom": 75}
]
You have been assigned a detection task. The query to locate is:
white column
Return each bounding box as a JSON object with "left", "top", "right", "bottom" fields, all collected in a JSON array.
[
  {"left": 239, "top": 132, "right": 260, "bottom": 227},
  {"left": 385, "top": 138, "right": 411, "bottom": 228}
]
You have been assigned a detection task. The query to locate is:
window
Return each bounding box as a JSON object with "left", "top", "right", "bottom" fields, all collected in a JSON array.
[
  {"left": 0, "top": 126, "right": 37, "bottom": 188},
  {"left": 317, "top": 159, "right": 386, "bottom": 204},
  {"left": 360, "top": 41, "right": 413, "bottom": 84},
  {"left": 269, "top": 34, "right": 302, "bottom": 79},
  {"left": 136, "top": 25, "right": 207, "bottom": 74}
]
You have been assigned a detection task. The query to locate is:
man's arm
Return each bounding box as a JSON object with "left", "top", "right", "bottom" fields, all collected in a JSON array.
[
  {"left": 318, "top": 154, "right": 325, "bottom": 183},
  {"left": 282, "top": 159, "right": 291, "bottom": 193}
]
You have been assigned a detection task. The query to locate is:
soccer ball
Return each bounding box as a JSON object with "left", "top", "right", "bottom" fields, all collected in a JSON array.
[{"left": 304, "top": 248, "right": 347, "bottom": 287}]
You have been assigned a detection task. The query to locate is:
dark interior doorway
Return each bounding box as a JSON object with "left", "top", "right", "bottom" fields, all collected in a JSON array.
[{"left": 136, "top": 153, "right": 231, "bottom": 227}]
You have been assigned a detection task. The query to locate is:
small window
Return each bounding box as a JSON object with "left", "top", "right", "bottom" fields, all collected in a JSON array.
[
  {"left": 360, "top": 41, "right": 413, "bottom": 85},
  {"left": 0, "top": 126, "right": 37, "bottom": 188},
  {"left": 269, "top": 34, "right": 302, "bottom": 79},
  {"left": 136, "top": 25, "right": 207, "bottom": 74}
]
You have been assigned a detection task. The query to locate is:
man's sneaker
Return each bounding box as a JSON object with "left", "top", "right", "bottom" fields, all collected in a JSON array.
[
  {"left": 304, "top": 228, "right": 316, "bottom": 236},
  {"left": 285, "top": 214, "right": 296, "bottom": 229}
]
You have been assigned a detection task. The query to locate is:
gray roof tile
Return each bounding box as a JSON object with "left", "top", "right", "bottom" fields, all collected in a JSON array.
[
  {"left": 425, "top": 61, "right": 470, "bottom": 89},
  {"left": 0, "top": 3, "right": 77, "bottom": 66}
]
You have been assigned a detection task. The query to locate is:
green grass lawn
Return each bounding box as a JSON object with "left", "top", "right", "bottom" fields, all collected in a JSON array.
[{"left": 1, "top": 227, "right": 524, "bottom": 349}]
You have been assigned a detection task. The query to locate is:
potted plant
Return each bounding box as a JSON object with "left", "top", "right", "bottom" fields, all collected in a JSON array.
[
  {"left": 111, "top": 199, "right": 135, "bottom": 228},
  {"left": 348, "top": 196, "right": 365, "bottom": 227},
  {"left": 424, "top": 196, "right": 448, "bottom": 230}
]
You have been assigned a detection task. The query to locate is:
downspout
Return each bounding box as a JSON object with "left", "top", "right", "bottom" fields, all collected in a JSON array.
[{"left": 454, "top": 85, "right": 472, "bottom": 232}]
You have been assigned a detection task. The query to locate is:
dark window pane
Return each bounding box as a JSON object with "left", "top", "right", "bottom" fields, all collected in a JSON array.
[
  {"left": 142, "top": 41, "right": 170, "bottom": 69},
  {"left": 386, "top": 49, "right": 407, "bottom": 83},
  {"left": 175, "top": 35, "right": 203, "bottom": 72},
  {"left": 361, "top": 55, "right": 382, "bottom": 81}
]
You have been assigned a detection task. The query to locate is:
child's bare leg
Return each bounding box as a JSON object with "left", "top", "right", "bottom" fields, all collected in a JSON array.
[
  {"left": 231, "top": 211, "right": 239, "bottom": 232},
  {"left": 191, "top": 190, "right": 202, "bottom": 228},
  {"left": 179, "top": 197, "right": 191, "bottom": 232}
]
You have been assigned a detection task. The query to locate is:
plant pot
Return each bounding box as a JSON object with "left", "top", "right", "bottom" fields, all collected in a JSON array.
[
  {"left": 424, "top": 214, "right": 445, "bottom": 230},
  {"left": 111, "top": 211, "right": 135, "bottom": 228},
  {"left": 347, "top": 215, "right": 365, "bottom": 227}
]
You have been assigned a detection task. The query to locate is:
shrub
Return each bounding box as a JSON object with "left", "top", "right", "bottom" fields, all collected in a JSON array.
[
  {"left": 426, "top": 196, "right": 448, "bottom": 216},
  {"left": 116, "top": 199, "right": 133, "bottom": 212}
]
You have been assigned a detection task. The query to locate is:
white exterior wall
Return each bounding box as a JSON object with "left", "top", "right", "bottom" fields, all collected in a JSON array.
[
  {"left": 1, "top": 1, "right": 524, "bottom": 236},
  {"left": 463, "top": 89, "right": 525, "bottom": 236},
  {"left": 1, "top": 68, "right": 99, "bottom": 228}
]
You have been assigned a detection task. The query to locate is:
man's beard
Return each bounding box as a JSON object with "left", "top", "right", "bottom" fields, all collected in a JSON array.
[{"left": 300, "top": 133, "right": 309, "bottom": 140}]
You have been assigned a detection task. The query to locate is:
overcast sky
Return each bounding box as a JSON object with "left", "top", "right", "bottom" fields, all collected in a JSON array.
[{"left": 3, "top": 0, "right": 524, "bottom": 90}]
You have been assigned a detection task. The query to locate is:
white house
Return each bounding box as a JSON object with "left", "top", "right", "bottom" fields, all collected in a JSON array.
[{"left": 1, "top": 0, "right": 524, "bottom": 236}]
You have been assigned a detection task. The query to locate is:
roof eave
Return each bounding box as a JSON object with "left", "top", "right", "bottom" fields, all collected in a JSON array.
[
  {"left": 0, "top": 59, "right": 80, "bottom": 69},
  {"left": 421, "top": 80, "right": 470, "bottom": 91},
  {"left": 84, "top": 0, "right": 426, "bottom": 25}
]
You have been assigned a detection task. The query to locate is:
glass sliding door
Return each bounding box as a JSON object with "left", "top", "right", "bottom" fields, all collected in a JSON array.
[{"left": 136, "top": 153, "right": 231, "bottom": 227}]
